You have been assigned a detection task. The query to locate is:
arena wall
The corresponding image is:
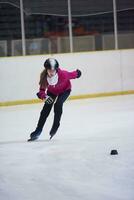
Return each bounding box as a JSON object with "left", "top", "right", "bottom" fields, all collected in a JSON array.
[{"left": 0, "top": 49, "right": 134, "bottom": 106}]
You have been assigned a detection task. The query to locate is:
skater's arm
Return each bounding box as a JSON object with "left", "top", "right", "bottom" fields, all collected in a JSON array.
[
  {"left": 36, "top": 87, "right": 47, "bottom": 100},
  {"left": 66, "top": 69, "right": 82, "bottom": 80}
]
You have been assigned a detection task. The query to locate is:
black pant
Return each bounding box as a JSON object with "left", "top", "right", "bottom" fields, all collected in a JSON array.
[{"left": 36, "top": 89, "right": 71, "bottom": 135}]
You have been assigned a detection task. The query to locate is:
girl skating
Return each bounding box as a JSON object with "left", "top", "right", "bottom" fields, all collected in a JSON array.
[{"left": 28, "top": 58, "right": 81, "bottom": 141}]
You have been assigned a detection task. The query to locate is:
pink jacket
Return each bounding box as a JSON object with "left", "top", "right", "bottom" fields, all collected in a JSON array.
[{"left": 39, "top": 68, "right": 78, "bottom": 98}]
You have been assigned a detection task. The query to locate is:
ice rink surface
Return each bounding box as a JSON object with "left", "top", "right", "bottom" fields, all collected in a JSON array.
[{"left": 0, "top": 95, "right": 134, "bottom": 200}]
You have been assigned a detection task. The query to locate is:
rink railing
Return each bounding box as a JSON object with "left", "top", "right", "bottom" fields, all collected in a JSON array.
[{"left": 0, "top": 90, "right": 134, "bottom": 107}]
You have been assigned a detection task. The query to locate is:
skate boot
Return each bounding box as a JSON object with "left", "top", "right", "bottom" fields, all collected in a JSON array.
[
  {"left": 49, "top": 129, "right": 58, "bottom": 140},
  {"left": 49, "top": 123, "right": 59, "bottom": 140},
  {"left": 28, "top": 129, "right": 42, "bottom": 142},
  {"left": 50, "top": 132, "right": 56, "bottom": 140}
]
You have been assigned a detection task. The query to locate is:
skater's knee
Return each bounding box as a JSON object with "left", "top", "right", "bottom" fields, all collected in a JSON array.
[
  {"left": 54, "top": 100, "right": 63, "bottom": 109},
  {"left": 40, "top": 105, "right": 51, "bottom": 116},
  {"left": 54, "top": 102, "right": 63, "bottom": 114}
]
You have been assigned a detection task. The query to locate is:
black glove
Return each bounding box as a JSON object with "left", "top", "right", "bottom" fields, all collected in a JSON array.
[
  {"left": 45, "top": 96, "right": 54, "bottom": 104},
  {"left": 76, "top": 69, "right": 82, "bottom": 78}
]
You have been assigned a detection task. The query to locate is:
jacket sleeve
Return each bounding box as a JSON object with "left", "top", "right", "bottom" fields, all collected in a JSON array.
[
  {"left": 66, "top": 70, "right": 78, "bottom": 80},
  {"left": 36, "top": 87, "right": 47, "bottom": 100}
]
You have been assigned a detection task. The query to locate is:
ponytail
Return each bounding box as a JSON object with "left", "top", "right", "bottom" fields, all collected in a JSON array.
[{"left": 39, "top": 69, "right": 48, "bottom": 88}]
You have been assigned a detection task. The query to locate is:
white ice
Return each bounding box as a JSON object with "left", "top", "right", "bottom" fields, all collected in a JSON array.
[{"left": 0, "top": 95, "right": 134, "bottom": 200}]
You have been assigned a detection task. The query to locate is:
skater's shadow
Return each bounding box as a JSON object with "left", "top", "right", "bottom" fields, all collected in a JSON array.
[{"left": 0, "top": 139, "right": 50, "bottom": 145}]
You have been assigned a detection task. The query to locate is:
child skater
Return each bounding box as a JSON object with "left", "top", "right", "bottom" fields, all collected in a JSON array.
[{"left": 28, "top": 58, "right": 81, "bottom": 141}]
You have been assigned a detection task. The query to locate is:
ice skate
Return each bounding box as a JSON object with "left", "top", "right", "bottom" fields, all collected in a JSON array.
[
  {"left": 27, "top": 136, "right": 39, "bottom": 142},
  {"left": 49, "top": 130, "right": 57, "bottom": 140},
  {"left": 49, "top": 123, "right": 59, "bottom": 140},
  {"left": 49, "top": 134, "right": 55, "bottom": 140},
  {"left": 27, "top": 130, "right": 41, "bottom": 142}
]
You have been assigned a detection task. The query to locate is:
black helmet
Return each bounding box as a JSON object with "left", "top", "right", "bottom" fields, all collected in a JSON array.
[{"left": 44, "top": 58, "right": 59, "bottom": 70}]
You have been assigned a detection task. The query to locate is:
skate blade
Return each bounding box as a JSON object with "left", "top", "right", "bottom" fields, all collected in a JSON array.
[
  {"left": 27, "top": 138, "right": 38, "bottom": 142},
  {"left": 49, "top": 136, "right": 53, "bottom": 140},
  {"left": 49, "top": 135, "right": 54, "bottom": 140}
]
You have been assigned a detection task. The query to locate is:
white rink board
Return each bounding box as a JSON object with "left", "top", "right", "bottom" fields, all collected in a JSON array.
[{"left": 0, "top": 49, "right": 134, "bottom": 102}]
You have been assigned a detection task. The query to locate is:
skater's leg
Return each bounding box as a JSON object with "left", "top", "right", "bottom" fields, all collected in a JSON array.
[
  {"left": 36, "top": 103, "right": 53, "bottom": 131},
  {"left": 29, "top": 103, "right": 53, "bottom": 141},
  {"left": 50, "top": 90, "right": 70, "bottom": 138},
  {"left": 29, "top": 93, "right": 56, "bottom": 140}
]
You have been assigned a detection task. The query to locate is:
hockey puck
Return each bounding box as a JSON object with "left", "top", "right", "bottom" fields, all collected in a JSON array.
[{"left": 110, "top": 149, "right": 118, "bottom": 155}]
